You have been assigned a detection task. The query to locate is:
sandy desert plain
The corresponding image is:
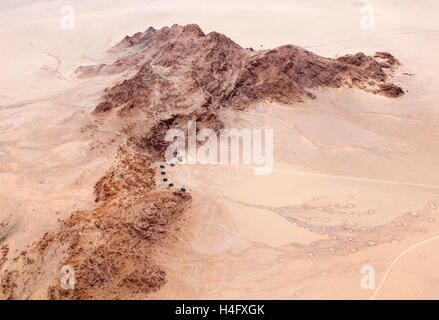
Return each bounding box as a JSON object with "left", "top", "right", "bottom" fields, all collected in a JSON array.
[{"left": 1, "top": 0, "right": 439, "bottom": 299}]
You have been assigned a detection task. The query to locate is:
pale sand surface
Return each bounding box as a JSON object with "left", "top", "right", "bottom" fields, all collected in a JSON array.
[{"left": 1, "top": 0, "right": 439, "bottom": 299}]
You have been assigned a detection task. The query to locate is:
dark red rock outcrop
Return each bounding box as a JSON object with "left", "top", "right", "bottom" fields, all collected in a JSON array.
[{"left": 90, "top": 24, "right": 404, "bottom": 116}]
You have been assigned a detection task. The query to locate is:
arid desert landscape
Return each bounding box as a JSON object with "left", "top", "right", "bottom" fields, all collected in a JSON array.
[{"left": 1, "top": 0, "right": 439, "bottom": 300}]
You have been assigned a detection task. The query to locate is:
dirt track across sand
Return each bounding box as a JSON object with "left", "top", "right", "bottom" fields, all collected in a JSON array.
[{"left": 1, "top": 0, "right": 439, "bottom": 299}]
